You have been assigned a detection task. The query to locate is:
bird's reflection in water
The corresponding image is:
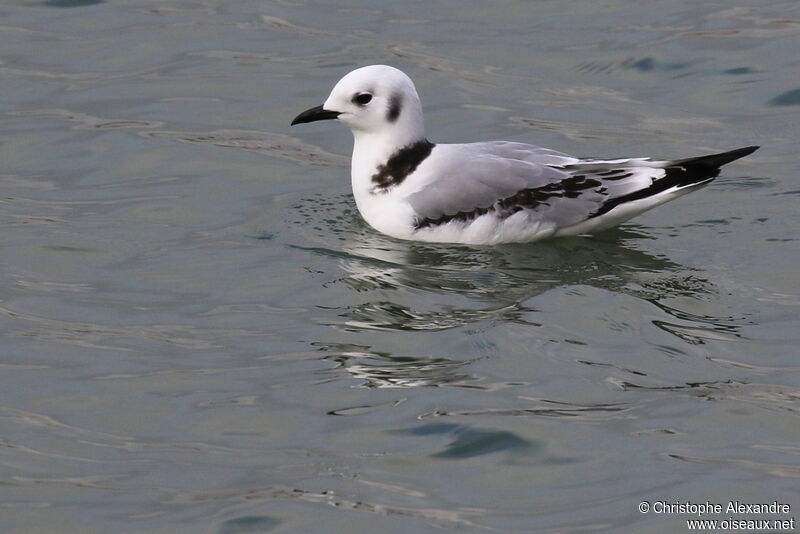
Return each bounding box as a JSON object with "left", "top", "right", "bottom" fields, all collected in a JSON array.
[
  {"left": 318, "top": 219, "right": 694, "bottom": 333},
  {"left": 290, "top": 193, "right": 744, "bottom": 390},
  {"left": 290, "top": 192, "right": 686, "bottom": 308},
  {"left": 318, "top": 344, "right": 479, "bottom": 389}
]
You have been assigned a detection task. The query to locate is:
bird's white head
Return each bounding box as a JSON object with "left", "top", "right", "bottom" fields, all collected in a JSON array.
[{"left": 292, "top": 65, "right": 425, "bottom": 147}]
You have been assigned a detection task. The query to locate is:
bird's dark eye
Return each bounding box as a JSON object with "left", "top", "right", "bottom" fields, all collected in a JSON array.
[{"left": 353, "top": 93, "right": 373, "bottom": 105}]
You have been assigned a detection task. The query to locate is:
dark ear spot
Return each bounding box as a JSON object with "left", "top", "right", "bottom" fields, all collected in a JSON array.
[{"left": 387, "top": 93, "right": 402, "bottom": 123}]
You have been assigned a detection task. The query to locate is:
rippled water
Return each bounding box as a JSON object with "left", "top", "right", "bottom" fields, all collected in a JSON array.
[{"left": 2, "top": 1, "right": 799, "bottom": 532}]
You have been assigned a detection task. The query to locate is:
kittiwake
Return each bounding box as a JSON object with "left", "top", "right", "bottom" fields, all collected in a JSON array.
[{"left": 291, "top": 65, "right": 758, "bottom": 245}]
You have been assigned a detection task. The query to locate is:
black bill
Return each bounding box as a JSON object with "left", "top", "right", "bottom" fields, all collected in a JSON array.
[{"left": 291, "top": 105, "right": 341, "bottom": 126}]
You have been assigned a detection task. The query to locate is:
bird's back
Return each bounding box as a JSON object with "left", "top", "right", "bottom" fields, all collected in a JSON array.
[{"left": 398, "top": 142, "right": 758, "bottom": 244}]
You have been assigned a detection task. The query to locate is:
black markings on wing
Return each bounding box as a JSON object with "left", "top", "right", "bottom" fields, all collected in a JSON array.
[
  {"left": 589, "top": 146, "right": 759, "bottom": 218},
  {"left": 387, "top": 93, "right": 402, "bottom": 123},
  {"left": 415, "top": 175, "right": 603, "bottom": 230},
  {"left": 593, "top": 169, "right": 633, "bottom": 180},
  {"left": 371, "top": 139, "right": 435, "bottom": 192},
  {"left": 588, "top": 168, "right": 696, "bottom": 218},
  {"left": 411, "top": 146, "right": 758, "bottom": 231},
  {"left": 415, "top": 206, "right": 494, "bottom": 229}
]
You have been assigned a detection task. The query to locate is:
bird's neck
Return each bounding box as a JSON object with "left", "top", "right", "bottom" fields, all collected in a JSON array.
[{"left": 350, "top": 121, "right": 427, "bottom": 199}]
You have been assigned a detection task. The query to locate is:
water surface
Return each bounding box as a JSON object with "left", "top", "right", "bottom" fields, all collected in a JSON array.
[{"left": 1, "top": 1, "right": 799, "bottom": 532}]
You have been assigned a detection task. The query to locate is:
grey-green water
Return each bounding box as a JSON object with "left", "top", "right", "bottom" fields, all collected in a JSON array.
[{"left": 1, "top": 1, "right": 799, "bottom": 533}]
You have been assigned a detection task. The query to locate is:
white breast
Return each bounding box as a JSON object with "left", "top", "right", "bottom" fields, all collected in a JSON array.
[{"left": 352, "top": 186, "right": 418, "bottom": 240}]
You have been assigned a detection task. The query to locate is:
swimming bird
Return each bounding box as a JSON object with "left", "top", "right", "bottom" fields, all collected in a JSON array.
[{"left": 291, "top": 65, "right": 758, "bottom": 245}]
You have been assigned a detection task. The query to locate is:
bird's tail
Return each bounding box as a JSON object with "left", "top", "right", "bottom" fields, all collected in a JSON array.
[
  {"left": 589, "top": 146, "right": 758, "bottom": 219},
  {"left": 661, "top": 145, "right": 759, "bottom": 190},
  {"left": 667, "top": 146, "right": 760, "bottom": 174}
]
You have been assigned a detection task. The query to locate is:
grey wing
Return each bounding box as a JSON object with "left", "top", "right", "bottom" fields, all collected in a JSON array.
[
  {"left": 407, "top": 141, "right": 666, "bottom": 228},
  {"left": 407, "top": 142, "right": 573, "bottom": 220}
]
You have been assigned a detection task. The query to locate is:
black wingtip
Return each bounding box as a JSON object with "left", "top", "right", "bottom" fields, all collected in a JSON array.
[
  {"left": 588, "top": 145, "right": 759, "bottom": 220},
  {"left": 675, "top": 145, "right": 759, "bottom": 168},
  {"left": 720, "top": 145, "right": 759, "bottom": 162}
]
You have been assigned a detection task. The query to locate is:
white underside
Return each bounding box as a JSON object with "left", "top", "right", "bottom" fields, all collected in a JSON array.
[
  {"left": 411, "top": 210, "right": 556, "bottom": 244},
  {"left": 358, "top": 182, "right": 708, "bottom": 245}
]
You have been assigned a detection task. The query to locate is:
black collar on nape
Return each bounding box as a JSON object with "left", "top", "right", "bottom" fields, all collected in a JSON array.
[{"left": 371, "top": 139, "right": 435, "bottom": 192}]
